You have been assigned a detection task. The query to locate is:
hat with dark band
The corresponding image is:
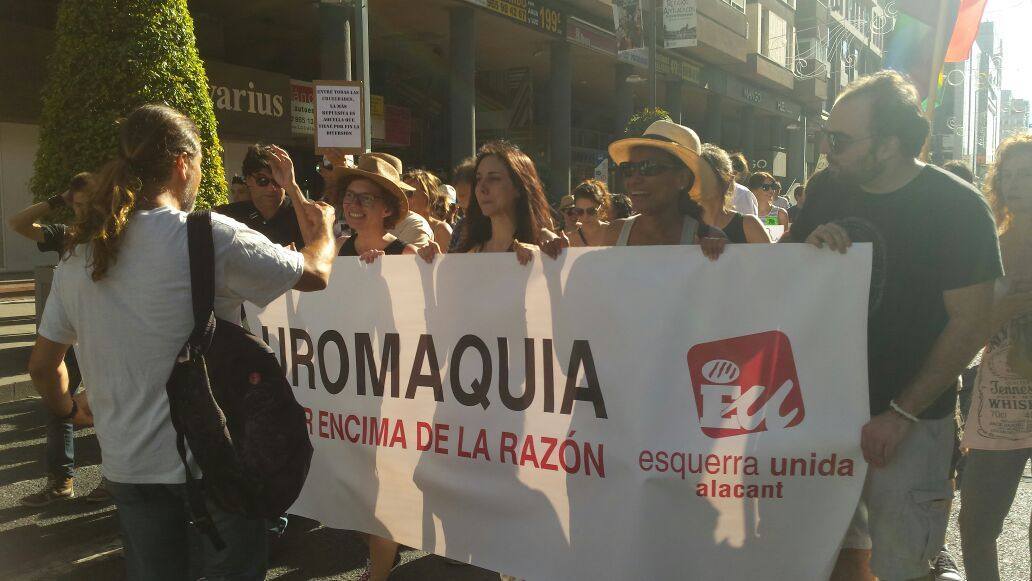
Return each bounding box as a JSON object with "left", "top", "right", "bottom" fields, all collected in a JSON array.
[{"left": 608, "top": 120, "right": 705, "bottom": 197}]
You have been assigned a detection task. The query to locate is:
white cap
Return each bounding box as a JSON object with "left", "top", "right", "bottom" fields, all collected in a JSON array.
[{"left": 444, "top": 184, "right": 457, "bottom": 203}]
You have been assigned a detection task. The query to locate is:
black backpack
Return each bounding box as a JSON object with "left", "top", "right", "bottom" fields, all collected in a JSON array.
[{"left": 165, "top": 210, "right": 313, "bottom": 548}]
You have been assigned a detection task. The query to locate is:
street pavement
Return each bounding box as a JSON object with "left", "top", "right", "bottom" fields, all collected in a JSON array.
[{"left": 0, "top": 292, "right": 1030, "bottom": 580}]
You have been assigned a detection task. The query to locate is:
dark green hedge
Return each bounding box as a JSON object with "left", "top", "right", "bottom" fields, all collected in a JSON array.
[
  {"left": 31, "top": 0, "right": 226, "bottom": 208},
  {"left": 624, "top": 107, "right": 672, "bottom": 137}
]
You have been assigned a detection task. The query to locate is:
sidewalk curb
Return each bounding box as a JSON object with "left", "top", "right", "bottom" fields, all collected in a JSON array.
[{"left": 0, "top": 380, "right": 36, "bottom": 403}]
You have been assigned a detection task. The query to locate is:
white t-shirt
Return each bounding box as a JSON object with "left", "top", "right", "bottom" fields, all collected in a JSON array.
[
  {"left": 38, "top": 207, "right": 304, "bottom": 484},
  {"left": 389, "top": 211, "right": 434, "bottom": 247},
  {"left": 733, "top": 184, "right": 759, "bottom": 217}
]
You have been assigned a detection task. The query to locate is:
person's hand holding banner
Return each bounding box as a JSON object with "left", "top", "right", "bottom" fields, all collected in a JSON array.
[{"left": 860, "top": 411, "right": 912, "bottom": 467}]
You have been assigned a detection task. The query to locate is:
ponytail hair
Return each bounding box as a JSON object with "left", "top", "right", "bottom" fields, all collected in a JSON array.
[{"left": 67, "top": 104, "right": 201, "bottom": 281}]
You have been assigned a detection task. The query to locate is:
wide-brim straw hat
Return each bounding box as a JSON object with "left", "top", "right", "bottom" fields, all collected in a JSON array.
[
  {"left": 336, "top": 153, "right": 414, "bottom": 213},
  {"left": 608, "top": 120, "right": 705, "bottom": 197}
]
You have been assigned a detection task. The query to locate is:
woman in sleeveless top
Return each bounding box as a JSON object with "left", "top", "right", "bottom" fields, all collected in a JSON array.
[
  {"left": 418, "top": 140, "right": 558, "bottom": 264},
  {"left": 959, "top": 135, "right": 1032, "bottom": 580},
  {"left": 693, "top": 144, "right": 770, "bottom": 244},
  {"left": 402, "top": 169, "right": 453, "bottom": 252},
  {"left": 334, "top": 155, "right": 417, "bottom": 266},
  {"left": 331, "top": 154, "right": 416, "bottom": 581},
  {"left": 594, "top": 120, "right": 726, "bottom": 260},
  {"left": 568, "top": 179, "right": 612, "bottom": 247},
  {"left": 748, "top": 171, "right": 790, "bottom": 227}
]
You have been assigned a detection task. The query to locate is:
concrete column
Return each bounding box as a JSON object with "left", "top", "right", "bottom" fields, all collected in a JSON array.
[
  {"left": 319, "top": 3, "right": 351, "bottom": 79},
  {"left": 666, "top": 80, "right": 684, "bottom": 124},
  {"left": 354, "top": 0, "right": 371, "bottom": 151},
  {"left": 549, "top": 40, "right": 572, "bottom": 200},
  {"left": 449, "top": 8, "right": 476, "bottom": 170},
  {"left": 741, "top": 106, "right": 756, "bottom": 160},
  {"left": 614, "top": 63, "right": 635, "bottom": 135},
  {"left": 704, "top": 93, "right": 723, "bottom": 144},
  {"left": 788, "top": 120, "right": 806, "bottom": 184}
]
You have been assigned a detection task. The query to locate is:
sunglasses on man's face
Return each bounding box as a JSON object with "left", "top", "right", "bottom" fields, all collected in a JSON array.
[
  {"left": 252, "top": 176, "right": 279, "bottom": 188},
  {"left": 758, "top": 183, "right": 779, "bottom": 191},
  {"left": 821, "top": 130, "right": 876, "bottom": 155},
  {"left": 566, "top": 207, "right": 599, "bottom": 217},
  {"left": 617, "top": 160, "right": 678, "bottom": 178}
]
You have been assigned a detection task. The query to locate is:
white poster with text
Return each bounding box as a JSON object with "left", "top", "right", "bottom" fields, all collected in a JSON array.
[{"left": 248, "top": 245, "right": 872, "bottom": 580}]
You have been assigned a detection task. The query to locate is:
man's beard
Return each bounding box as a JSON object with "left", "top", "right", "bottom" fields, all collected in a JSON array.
[
  {"left": 831, "top": 147, "right": 881, "bottom": 187},
  {"left": 180, "top": 188, "right": 198, "bottom": 212}
]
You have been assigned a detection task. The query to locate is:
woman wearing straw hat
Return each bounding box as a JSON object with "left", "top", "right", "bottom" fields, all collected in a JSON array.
[
  {"left": 334, "top": 153, "right": 418, "bottom": 264},
  {"left": 597, "top": 120, "right": 726, "bottom": 258}
]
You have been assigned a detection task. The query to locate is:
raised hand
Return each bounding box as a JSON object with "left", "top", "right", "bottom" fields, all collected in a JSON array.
[{"left": 265, "top": 145, "right": 298, "bottom": 191}]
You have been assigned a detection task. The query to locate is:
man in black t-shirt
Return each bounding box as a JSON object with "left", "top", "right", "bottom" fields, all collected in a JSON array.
[
  {"left": 788, "top": 71, "right": 1001, "bottom": 580},
  {"left": 215, "top": 144, "right": 305, "bottom": 249},
  {"left": 7, "top": 173, "right": 109, "bottom": 505}
]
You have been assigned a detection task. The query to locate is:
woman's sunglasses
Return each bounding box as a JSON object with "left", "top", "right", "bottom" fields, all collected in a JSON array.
[
  {"left": 617, "top": 160, "right": 677, "bottom": 178},
  {"left": 253, "top": 176, "right": 279, "bottom": 188},
  {"left": 565, "top": 207, "right": 599, "bottom": 217},
  {"left": 757, "top": 183, "right": 779, "bottom": 191}
]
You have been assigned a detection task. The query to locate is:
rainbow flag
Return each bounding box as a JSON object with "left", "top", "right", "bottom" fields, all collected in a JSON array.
[{"left": 883, "top": 0, "right": 960, "bottom": 100}]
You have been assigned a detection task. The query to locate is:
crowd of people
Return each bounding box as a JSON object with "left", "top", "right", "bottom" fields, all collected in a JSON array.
[{"left": 10, "top": 68, "right": 1031, "bottom": 581}]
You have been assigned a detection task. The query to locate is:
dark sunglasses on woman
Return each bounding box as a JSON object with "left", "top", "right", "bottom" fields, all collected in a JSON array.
[
  {"left": 253, "top": 175, "right": 279, "bottom": 188},
  {"left": 565, "top": 207, "right": 599, "bottom": 217},
  {"left": 617, "top": 160, "right": 679, "bottom": 178}
]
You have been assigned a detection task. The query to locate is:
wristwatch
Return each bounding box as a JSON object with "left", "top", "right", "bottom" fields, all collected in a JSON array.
[
  {"left": 47, "top": 194, "right": 67, "bottom": 210},
  {"left": 58, "top": 397, "right": 78, "bottom": 421}
]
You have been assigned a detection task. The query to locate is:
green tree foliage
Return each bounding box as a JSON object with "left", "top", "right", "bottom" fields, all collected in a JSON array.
[
  {"left": 31, "top": 0, "right": 226, "bottom": 208},
  {"left": 624, "top": 107, "right": 672, "bottom": 137}
]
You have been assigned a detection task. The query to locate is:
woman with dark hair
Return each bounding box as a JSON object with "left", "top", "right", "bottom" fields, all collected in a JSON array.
[
  {"left": 609, "top": 193, "right": 634, "bottom": 220},
  {"left": 419, "top": 141, "right": 556, "bottom": 264},
  {"left": 447, "top": 156, "right": 476, "bottom": 252},
  {"left": 960, "top": 133, "right": 1032, "bottom": 581},
  {"left": 748, "top": 171, "right": 790, "bottom": 227},
  {"left": 402, "top": 169, "right": 453, "bottom": 252},
  {"left": 568, "top": 179, "right": 612, "bottom": 247},
  {"left": 588, "top": 120, "right": 725, "bottom": 258},
  {"left": 694, "top": 144, "right": 770, "bottom": 244},
  {"left": 336, "top": 154, "right": 417, "bottom": 264}
]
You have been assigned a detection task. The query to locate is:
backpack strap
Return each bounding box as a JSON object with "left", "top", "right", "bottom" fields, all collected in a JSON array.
[
  {"left": 186, "top": 211, "right": 216, "bottom": 353},
  {"left": 179, "top": 210, "right": 226, "bottom": 551}
]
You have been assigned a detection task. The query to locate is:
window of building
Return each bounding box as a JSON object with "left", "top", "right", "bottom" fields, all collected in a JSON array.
[
  {"left": 761, "top": 8, "right": 794, "bottom": 69},
  {"left": 723, "top": 0, "right": 746, "bottom": 13}
]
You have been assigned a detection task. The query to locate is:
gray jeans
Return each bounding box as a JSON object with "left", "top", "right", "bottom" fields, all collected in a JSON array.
[{"left": 959, "top": 448, "right": 1032, "bottom": 581}]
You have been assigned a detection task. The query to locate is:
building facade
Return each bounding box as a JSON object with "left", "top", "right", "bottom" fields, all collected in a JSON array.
[
  {"left": 1001, "top": 89, "right": 1030, "bottom": 141},
  {"left": 1, "top": 0, "right": 878, "bottom": 272}
]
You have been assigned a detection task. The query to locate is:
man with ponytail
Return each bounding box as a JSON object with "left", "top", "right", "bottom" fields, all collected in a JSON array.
[{"left": 27, "top": 104, "right": 337, "bottom": 580}]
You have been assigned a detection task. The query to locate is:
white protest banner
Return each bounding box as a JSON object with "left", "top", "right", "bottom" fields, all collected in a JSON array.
[
  {"left": 247, "top": 245, "right": 872, "bottom": 580},
  {"left": 314, "top": 80, "right": 365, "bottom": 154},
  {"left": 664, "top": 0, "right": 697, "bottom": 49}
]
